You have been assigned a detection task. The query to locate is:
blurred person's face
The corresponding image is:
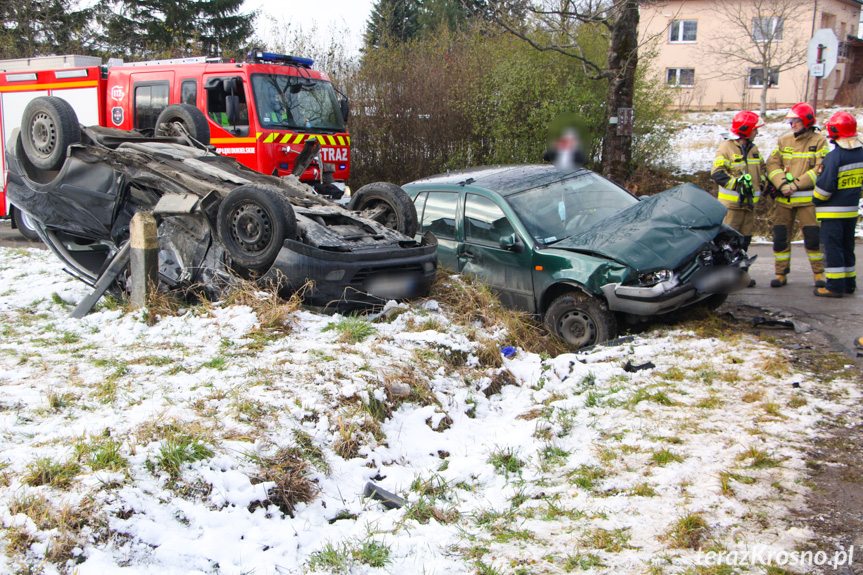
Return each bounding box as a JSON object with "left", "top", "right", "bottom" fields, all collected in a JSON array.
[{"left": 790, "top": 119, "right": 804, "bottom": 131}]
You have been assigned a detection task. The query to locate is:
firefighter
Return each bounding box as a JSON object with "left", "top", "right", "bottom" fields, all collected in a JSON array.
[
  {"left": 812, "top": 111, "right": 863, "bottom": 297},
  {"left": 765, "top": 102, "right": 829, "bottom": 288},
  {"left": 710, "top": 110, "right": 765, "bottom": 287}
]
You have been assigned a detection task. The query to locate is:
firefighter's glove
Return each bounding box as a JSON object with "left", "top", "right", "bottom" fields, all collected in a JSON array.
[{"left": 736, "top": 173, "right": 754, "bottom": 206}]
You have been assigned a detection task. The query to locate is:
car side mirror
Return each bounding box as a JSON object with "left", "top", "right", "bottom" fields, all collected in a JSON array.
[
  {"left": 339, "top": 98, "right": 350, "bottom": 124},
  {"left": 499, "top": 233, "right": 525, "bottom": 254}
]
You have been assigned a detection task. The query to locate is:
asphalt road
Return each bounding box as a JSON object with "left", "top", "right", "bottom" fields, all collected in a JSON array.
[
  {"left": 0, "top": 219, "right": 44, "bottom": 249},
  {"left": 728, "top": 242, "right": 862, "bottom": 360},
  {"left": 1, "top": 220, "right": 859, "bottom": 358}
]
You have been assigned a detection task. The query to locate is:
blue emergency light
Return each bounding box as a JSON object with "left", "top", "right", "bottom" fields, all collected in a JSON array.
[{"left": 248, "top": 50, "right": 314, "bottom": 68}]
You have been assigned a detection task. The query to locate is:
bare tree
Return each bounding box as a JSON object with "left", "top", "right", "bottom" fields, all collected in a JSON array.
[
  {"left": 702, "top": 0, "right": 809, "bottom": 116},
  {"left": 484, "top": 0, "right": 642, "bottom": 182}
]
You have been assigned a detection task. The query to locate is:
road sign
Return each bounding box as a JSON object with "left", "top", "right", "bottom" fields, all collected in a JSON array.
[{"left": 808, "top": 28, "right": 839, "bottom": 78}]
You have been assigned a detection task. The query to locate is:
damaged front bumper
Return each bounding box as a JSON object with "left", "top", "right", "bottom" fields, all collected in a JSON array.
[{"left": 600, "top": 262, "right": 751, "bottom": 317}]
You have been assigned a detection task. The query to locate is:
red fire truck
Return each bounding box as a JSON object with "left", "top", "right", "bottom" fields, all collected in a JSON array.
[{"left": 0, "top": 51, "right": 351, "bottom": 238}]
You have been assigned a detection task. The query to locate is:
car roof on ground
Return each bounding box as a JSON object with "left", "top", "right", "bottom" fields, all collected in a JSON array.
[{"left": 405, "top": 165, "right": 590, "bottom": 197}]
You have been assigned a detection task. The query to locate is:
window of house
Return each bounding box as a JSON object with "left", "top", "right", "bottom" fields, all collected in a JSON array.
[
  {"left": 749, "top": 67, "right": 779, "bottom": 87},
  {"left": 752, "top": 17, "right": 784, "bottom": 42},
  {"left": 666, "top": 68, "right": 695, "bottom": 87},
  {"left": 669, "top": 20, "right": 698, "bottom": 42}
]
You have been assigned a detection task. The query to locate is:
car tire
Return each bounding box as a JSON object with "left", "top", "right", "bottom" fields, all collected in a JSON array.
[
  {"left": 12, "top": 207, "right": 41, "bottom": 242},
  {"left": 155, "top": 104, "right": 211, "bottom": 145},
  {"left": 20, "top": 96, "right": 81, "bottom": 172},
  {"left": 348, "top": 182, "right": 418, "bottom": 236},
  {"left": 217, "top": 184, "right": 296, "bottom": 271},
  {"left": 545, "top": 291, "right": 617, "bottom": 349}
]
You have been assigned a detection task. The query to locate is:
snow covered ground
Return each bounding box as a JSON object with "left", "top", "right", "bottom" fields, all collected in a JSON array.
[{"left": 0, "top": 247, "right": 860, "bottom": 574}]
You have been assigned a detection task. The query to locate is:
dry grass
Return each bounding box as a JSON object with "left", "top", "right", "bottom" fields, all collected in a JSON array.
[
  {"left": 223, "top": 277, "right": 305, "bottom": 333},
  {"left": 4, "top": 494, "right": 101, "bottom": 564},
  {"left": 427, "top": 270, "right": 568, "bottom": 357},
  {"left": 665, "top": 512, "right": 709, "bottom": 549},
  {"left": 482, "top": 369, "right": 518, "bottom": 398},
  {"left": 251, "top": 446, "right": 319, "bottom": 516}
]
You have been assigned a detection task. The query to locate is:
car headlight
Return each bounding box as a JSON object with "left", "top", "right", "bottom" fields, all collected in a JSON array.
[{"left": 638, "top": 269, "right": 673, "bottom": 286}]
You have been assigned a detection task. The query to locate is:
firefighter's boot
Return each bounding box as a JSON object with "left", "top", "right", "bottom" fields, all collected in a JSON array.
[
  {"left": 770, "top": 275, "right": 787, "bottom": 288},
  {"left": 855, "top": 337, "right": 863, "bottom": 351},
  {"left": 813, "top": 287, "right": 842, "bottom": 298},
  {"left": 813, "top": 273, "right": 827, "bottom": 288}
]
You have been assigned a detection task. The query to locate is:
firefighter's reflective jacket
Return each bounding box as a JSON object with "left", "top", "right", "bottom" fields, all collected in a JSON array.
[
  {"left": 813, "top": 141, "right": 863, "bottom": 220},
  {"left": 766, "top": 130, "right": 829, "bottom": 206},
  {"left": 711, "top": 137, "right": 765, "bottom": 208}
]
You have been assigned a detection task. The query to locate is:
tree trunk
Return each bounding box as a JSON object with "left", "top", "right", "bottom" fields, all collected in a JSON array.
[
  {"left": 760, "top": 83, "right": 768, "bottom": 117},
  {"left": 600, "top": 0, "right": 639, "bottom": 184}
]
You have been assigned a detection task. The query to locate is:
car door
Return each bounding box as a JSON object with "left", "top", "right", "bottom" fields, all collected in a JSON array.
[{"left": 459, "top": 193, "right": 535, "bottom": 312}]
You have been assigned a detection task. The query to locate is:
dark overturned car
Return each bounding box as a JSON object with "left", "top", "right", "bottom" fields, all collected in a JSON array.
[
  {"left": 403, "top": 165, "right": 754, "bottom": 348},
  {"left": 8, "top": 97, "right": 437, "bottom": 313}
]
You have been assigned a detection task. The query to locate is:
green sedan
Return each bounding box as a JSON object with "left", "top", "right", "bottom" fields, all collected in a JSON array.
[{"left": 402, "top": 165, "right": 753, "bottom": 349}]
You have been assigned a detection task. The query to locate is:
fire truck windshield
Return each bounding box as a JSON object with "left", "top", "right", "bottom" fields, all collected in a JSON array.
[{"left": 251, "top": 73, "right": 345, "bottom": 132}]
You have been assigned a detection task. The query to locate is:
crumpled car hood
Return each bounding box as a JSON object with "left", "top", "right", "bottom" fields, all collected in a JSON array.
[{"left": 555, "top": 183, "right": 727, "bottom": 272}]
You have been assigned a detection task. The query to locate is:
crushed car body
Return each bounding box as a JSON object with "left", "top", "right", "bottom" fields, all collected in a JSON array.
[
  {"left": 7, "top": 97, "right": 437, "bottom": 312},
  {"left": 403, "top": 165, "right": 754, "bottom": 348}
]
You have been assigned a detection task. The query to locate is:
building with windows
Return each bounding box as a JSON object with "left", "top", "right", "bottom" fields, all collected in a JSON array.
[{"left": 639, "top": 0, "right": 863, "bottom": 110}]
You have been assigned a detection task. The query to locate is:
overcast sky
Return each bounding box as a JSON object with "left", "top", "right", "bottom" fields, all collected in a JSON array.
[{"left": 245, "top": 0, "right": 376, "bottom": 54}]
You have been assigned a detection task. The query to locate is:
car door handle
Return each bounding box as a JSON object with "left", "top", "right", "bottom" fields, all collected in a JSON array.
[{"left": 460, "top": 249, "right": 476, "bottom": 260}]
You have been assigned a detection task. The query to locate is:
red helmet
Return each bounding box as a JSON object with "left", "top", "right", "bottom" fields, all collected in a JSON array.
[
  {"left": 825, "top": 111, "right": 857, "bottom": 139},
  {"left": 786, "top": 102, "right": 816, "bottom": 128},
  {"left": 731, "top": 111, "right": 764, "bottom": 138}
]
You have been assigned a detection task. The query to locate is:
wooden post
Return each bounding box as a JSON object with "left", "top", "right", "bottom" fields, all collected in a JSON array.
[{"left": 130, "top": 212, "right": 158, "bottom": 309}]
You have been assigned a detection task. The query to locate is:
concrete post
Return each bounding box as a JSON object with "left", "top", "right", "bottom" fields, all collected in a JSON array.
[{"left": 130, "top": 212, "right": 158, "bottom": 309}]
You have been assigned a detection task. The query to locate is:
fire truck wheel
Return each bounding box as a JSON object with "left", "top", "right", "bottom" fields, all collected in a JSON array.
[
  {"left": 155, "top": 104, "right": 211, "bottom": 145},
  {"left": 217, "top": 184, "right": 296, "bottom": 271},
  {"left": 12, "top": 207, "right": 41, "bottom": 242},
  {"left": 348, "top": 182, "right": 418, "bottom": 237},
  {"left": 21, "top": 97, "right": 81, "bottom": 172}
]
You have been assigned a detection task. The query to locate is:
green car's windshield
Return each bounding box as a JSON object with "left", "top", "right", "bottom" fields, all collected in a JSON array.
[
  {"left": 507, "top": 172, "right": 638, "bottom": 245},
  {"left": 251, "top": 73, "right": 344, "bottom": 131}
]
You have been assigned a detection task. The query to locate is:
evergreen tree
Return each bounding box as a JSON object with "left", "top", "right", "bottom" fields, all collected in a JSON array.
[
  {"left": 100, "top": 0, "right": 254, "bottom": 60},
  {"left": 364, "top": 0, "right": 422, "bottom": 48},
  {"left": 0, "top": 0, "right": 97, "bottom": 59}
]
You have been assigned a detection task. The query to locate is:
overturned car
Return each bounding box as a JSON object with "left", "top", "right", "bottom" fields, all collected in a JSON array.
[{"left": 8, "top": 97, "right": 437, "bottom": 312}]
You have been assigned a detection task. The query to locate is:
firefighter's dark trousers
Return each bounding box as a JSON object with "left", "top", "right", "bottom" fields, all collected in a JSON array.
[
  {"left": 820, "top": 218, "right": 857, "bottom": 293},
  {"left": 773, "top": 204, "right": 824, "bottom": 275}
]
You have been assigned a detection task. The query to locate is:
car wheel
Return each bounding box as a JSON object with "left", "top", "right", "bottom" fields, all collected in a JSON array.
[
  {"left": 155, "top": 104, "right": 211, "bottom": 145},
  {"left": 217, "top": 184, "right": 296, "bottom": 271},
  {"left": 20, "top": 96, "right": 81, "bottom": 171},
  {"left": 12, "top": 207, "right": 41, "bottom": 242},
  {"left": 545, "top": 291, "right": 617, "bottom": 349},
  {"left": 348, "top": 182, "right": 418, "bottom": 236}
]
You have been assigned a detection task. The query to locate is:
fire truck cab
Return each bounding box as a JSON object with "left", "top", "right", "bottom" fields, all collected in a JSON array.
[{"left": 0, "top": 52, "right": 351, "bottom": 237}]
